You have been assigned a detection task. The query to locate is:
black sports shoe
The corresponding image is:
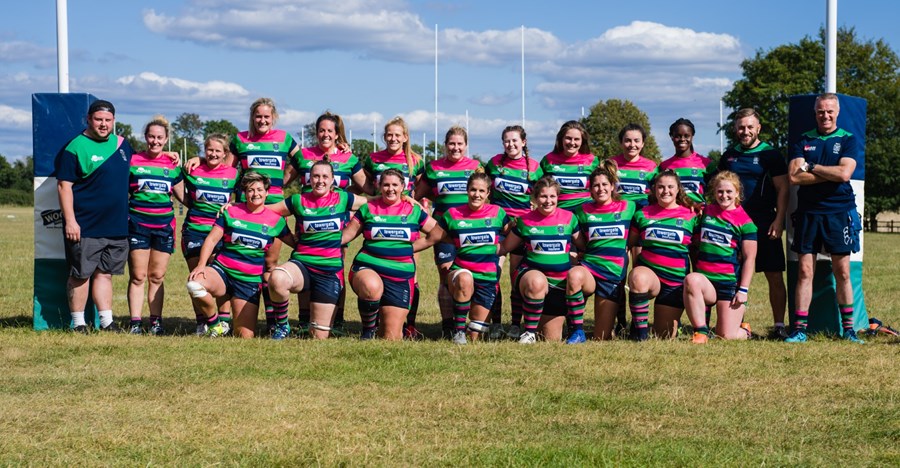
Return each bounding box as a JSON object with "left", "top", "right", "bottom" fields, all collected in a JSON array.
[
  {"left": 73, "top": 325, "right": 90, "bottom": 334},
  {"left": 100, "top": 322, "right": 123, "bottom": 333}
]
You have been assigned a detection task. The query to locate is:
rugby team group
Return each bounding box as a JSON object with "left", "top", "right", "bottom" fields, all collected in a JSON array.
[{"left": 55, "top": 92, "right": 864, "bottom": 344}]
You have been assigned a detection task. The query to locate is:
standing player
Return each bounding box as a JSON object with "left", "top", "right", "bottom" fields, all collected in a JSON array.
[
  {"left": 717, "top": 108, "right": 789, "bottom": 338},
  {"left": 660, "top": 118, "right": 713, "bottom": 207},
  {"left": 56, "top": 100, "right": 133, "bottom": 332},
  {"left": 440, "top": 173, "right": 510, "bottom": 344},
  {"left": 126, "top": 115, "right": 185, "bottom": 335},
  {"left": 786, "top": 93, "right": 864, "bottom": 344},
  {"left": 539, "top": 120, "right": 599, "bottom": 213},
  {"left": 683, "top": 171, "right": 757, "bottom": 343}
]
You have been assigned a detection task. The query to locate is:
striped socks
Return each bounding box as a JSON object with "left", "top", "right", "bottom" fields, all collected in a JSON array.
[
  {"left": 273, "top": 300, "right": 290, "bottom": 326},
  {"left": 566, "top": 291, "right": 586, "bottom": 331},
  {"left": 522, "top": 296, "right": 544, "bottom": 333},
  {"left": 794, "top": 310, "right": 809, "bottom": 331},
  {"left": 358, "top": 298, "right": 380, "bottom": 333},
  {"left": 454, "top": 300, "right": 471, "bottom": 332},
  {"left": 510, "top": 292, "right": 523, "bottom": 327},
  {"left": 839, "top": 304, "right": 854, "bottom": 331},
  {"left": 629, "top": 292, "right": 651, "bottom": 331}
]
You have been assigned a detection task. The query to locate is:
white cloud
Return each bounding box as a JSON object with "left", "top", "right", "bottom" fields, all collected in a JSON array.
[
  {"left": 0, "top": 104, "right": 31, "bottom": 128},
  {"left": 0, "top": 40, "right": 55, "bottom": 68},
  {"left": 470, "top": 92, "right": 517, "bottom": 106}
]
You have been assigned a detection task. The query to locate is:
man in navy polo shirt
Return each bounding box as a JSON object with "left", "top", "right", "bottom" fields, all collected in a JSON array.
[
  {"left": 786, "top": 93, "right": 863, "bottom": 344},
  {"left": 718, "top": 108, "right": 789, "bottom": 338},
  {"left": 56, "top": 100, "right": 133, "bottom": 333}
]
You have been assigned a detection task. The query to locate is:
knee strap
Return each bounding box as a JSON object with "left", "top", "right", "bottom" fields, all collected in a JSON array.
[
  {"left": 449, "top": 268, "right": 472, "bottom": 283},
  {"left": 271, "top": 266, "right": 294, "bottom": 285},
  {"left": 310, "top": 322, "right": 332, "bottom": 332},
  {"left": 186, "top": 281, "right": 208, "bottom": 298},
  {"left": 629, "top": 291, "right": 652, "bottom": 303},
  {"left": 467, "top": 320, "right": 490, "bottom": 333}
]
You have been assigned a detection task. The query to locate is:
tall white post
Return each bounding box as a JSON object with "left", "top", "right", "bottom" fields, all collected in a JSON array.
[
  {"left": 465, "top": 110, "right": 469, "bottom": 157},
  {"left": 373, "top": 120, "right": 377, "bottom": 152},
  {"left": 56, "top": 0, "right": 69, "bottom": 93},
  {"left": 720, "top": 100, "right": 725, "bottom": 153},
  {"left": 349, "top": 129, "right": 352, "bottom": 148},
  {"left": 825, "top": 0, "right": 837, "bottom": 93},
  {"left": 521, "top": 25, "right": 525, "bottom": 127},
  {"left": 435, "top": 24, "right": 439, "bottom": 162}
]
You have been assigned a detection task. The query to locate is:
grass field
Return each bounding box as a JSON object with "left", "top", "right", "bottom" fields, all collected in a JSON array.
[{"left": 1, "top": 206, "right": 898, "bottom": 466}]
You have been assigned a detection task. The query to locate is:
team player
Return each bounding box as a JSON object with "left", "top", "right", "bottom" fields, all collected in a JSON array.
[
  {"left": 786, "top": 93, "right": 864, "bottom": 344},
  {"left": 683, "top": 171, "right": 757, "bottom": 343},
  {"left": 417, "top": 126, "right": 483, "bottom": 338},
  {"left": 627, "top": 170, "right": 699, "bottom": 340},
  {"left": 181, "top": 134, "right": 239, "bottom": 335},
  {"left": 295, "top": 112, "right": 366, "bottom": 193},
  {"left": 266, "top": 161, "right": 368, "bottom": 339},
  {"left": 187, "top": 171, "right": 293, "bottom": 338},
  {"left": 498, "top": 176, "right": 581, "bottom": 343},
  {"left": 57, "top": 100, "right": 134, "bottom": 332},
  {"left": 485, "top": 125, "right": 543, "bottom": 340},
  {"left": 539, "top": 120, "right": 599, "bottom": 213},
  {"left": 567, "top": 161, "right": 637, "bottom": 342},
  {"left": 343, "top": 169, "right": 444, "bottom": 340},
  {"left": 126, "top": 115, "right": 185, "bottom": 335},
  {"left": 365, "top": 117, "right": 426, "bottom": 339},
  {"left": 439, "top": 173, "right": 510, "bottom": 344},
  {"left": 717, "top": 108, "right": 789, "bottom": 338},
  {"left": 659, "top": 118, "right": 713, "bottom": 207}
]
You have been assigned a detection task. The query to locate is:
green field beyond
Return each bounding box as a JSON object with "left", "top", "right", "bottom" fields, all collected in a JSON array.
[{"left": 1, "top": 206, "right": 898, "bottom": 466}]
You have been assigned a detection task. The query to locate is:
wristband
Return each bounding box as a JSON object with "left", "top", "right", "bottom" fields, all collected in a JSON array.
[{"left": 738, "top": 286, "right": 749, "bottom": 294}]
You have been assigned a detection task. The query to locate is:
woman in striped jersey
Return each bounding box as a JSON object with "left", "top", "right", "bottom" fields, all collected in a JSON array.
[
  {"left": 126, "top": 115, "right": 185, "bottom": 335},
  {"left": 417, "top": 126, "right": 483, "bottom": 338},
  {"left": 566, "top": 160, "right": 637, "bottom": 343},
  {"left": 659, "top": 118, "right": 713, "bottom": 208},
  {"left": 485, "top": 125, "right": 543, "bottom": 340},
  {"left": 498, "top": 176, "right": 581, "bottom": 344},
  {"left": 295, "top": 112, "right": 366, "bottom": 193},
  {"left": 439, "top": 172, "right": 511, "bottom": 344},
  {"left": 266, "top": 161, "right": 368, "bottom": 340},
  {"left": 627, "top": 170, "right": 699, "bottom": 340},
  {"left": 539, "top": 120, "right": 599, "bottom": 213},
  {"left": 684, "top": 171, "right": 757, "bottom": 343},
  {"left": 365, "top": 117, "right": 426, "bottom": 339},
  {"left": 343, "top": 169, "right": 444, "bottom": 340},
  {"left": 186, "top": 171, "right": 294, "bottom": 339},
  {"left": 181, "top": 134, "right": 239, "bottom": 335}
]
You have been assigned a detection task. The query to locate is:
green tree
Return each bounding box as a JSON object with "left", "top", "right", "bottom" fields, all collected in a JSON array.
[
  {"left": 723, "top": 27, "right": 900, "bottom": 230},
  {"left": 297, "top": 122, "right": 317, "bottom": 148},
  {"left": 203, "top": 119, "right": 239, "bottom": 141},
  {"left": 172, "top": 113, "right": 203, "bottom": 159},
  {"left": 116, "top": 123, "right": 144, "bottom": 153},
  {"left": 580, "top": 98, "right": 661, "bottom": 161},
  {"left": 352, "top": 139, "right": 376, "bottom": 168}
]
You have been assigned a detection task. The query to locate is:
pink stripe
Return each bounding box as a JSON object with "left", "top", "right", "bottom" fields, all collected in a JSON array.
[
  {"left": 696, "top": 260, "right": 734, "bottom": 275},
  {"left": 641, "top": 250, "right": 686, "bottom": 270},
  {"left": 217, "top": 255, "right": 262, "bottom": 276}
]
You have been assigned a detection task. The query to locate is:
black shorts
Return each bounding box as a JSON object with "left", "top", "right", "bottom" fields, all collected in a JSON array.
[
  {"left": 542, "top": 288, "right": 567, "bottom": 317},
  {"left": 350, "top": 264, "right": 414, "bottom": 310},
  {"left": 712, "top": 281, "right": 737, "bottom": 302},
  {"left": 129, "top": 219, "right": 175, "bottom": 254},
  {"left": 181, "top": 228, "right": 221, "bottom": 260},
  {"left": 64, "top": 236, "right": 128, "bottom": 279},
  {"left": 656, "top": 282, "right": 685, "bottom": 309},
  {"left": 748, "top": 213, "right": 785, "bottom": 272},
  {"left": 289, "top": 259, "right": 343, "bottom": 305},
  {"left": 791, "top": 210, "right": 861, "bottom": 255},
  {"left": 580, "top": 262, "right": 625, "bottom": 303}
]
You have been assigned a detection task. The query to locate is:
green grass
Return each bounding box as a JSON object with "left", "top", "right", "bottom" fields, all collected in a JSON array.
[{"left": 1, "top": 206, "right": 898, "bottom": 466}]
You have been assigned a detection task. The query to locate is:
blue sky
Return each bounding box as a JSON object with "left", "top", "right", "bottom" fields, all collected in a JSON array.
[{"left": 1, "top": 0, "right": 897, "bottom": 161}]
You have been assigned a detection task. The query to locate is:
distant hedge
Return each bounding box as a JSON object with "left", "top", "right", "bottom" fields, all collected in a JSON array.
[{"left": 0, "top": 189, "right": 32, "bottom": 206}]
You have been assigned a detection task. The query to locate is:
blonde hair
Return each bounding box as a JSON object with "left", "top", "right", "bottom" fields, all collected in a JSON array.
[
  {"left": 204, "top": 133, "right": 229, "bottom": 152},
  {"left": 531, "top": 175, "right": 562, "bottom": 204},
  {"left": 248, "top": 98, "right": 278, "bottom": 137},
  {"left": 707, "top": 170, "right": 744, "bottom": 206},
  {"left": 384, "top": 116, "right": 421, "bottom": 176},
  {"left": 144, "top": 114, "right": 170, "bottom": 137}
]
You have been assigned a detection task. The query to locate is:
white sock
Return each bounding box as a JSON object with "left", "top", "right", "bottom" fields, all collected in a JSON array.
[
  {"left": 99, "top": 310, "right": 113, "bottom": 328},
  {"left": 775, "top": 322, "right": 785, "bottom": 328},
  {"left": 71, "top": 311, "right": 86, "bottom": 327}
]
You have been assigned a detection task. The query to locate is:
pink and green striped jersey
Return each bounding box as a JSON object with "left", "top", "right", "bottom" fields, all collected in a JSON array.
[
  {"left": 513, "top": 209, "right": 579, "bottom": 289},
  {"left": 631, "top": 204, "right": 698, "bottom": 287},
  {"left": 575, "top": 199, "right": 637, "bottom": 283},
  {"left": 485, "top": 153, "right": 543, "bottom": 218},
  {"left": 439, "top": 203, "right": 509, "bottom": 283},
  {"left": 213, "top": 204, "right": 288, "bottom": 283},
  {"left": 231, "top": 129, "right": 298, "bottom": 203},
  {"left": 695, "top": 204, "right": 757, "bottom": 285},
  {"left": 183, "top": 164, "right": 239, "bottom": 234},
  {"left": 423, "top": 157, "right": 483, "bottom": 218},
  {"left": 539, "top": 152, "right": 600, "bottom": 212},
  {"left": 128, "top": 152, "right": 183, "bottom": 229},
  {"left": 284, "top": 190, "right": 356, "bottom": 273},
  {"left": 352, "top": 199, "right": 428, "bottom": 280},
  {"left": 295, "top": 146, "right": 362, "bottom": 191},
  {"left": 658, "top": 153, "right": 713, "bottom": 206},
  {"left": 365, "top": 150, "right": 425, "bottom": 196},
  {"left": 611, "top": 154, "right": 658, "bottom": 208}
]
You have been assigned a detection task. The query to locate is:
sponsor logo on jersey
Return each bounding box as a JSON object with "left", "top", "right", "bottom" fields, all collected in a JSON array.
[
  {"left": 136, "top": 167, "right": 151, "bottom": 174},
  {"left": 460, "top": 231, "right": 495, "bottom": 246},
  {"left": 682, "top": 181, "right": 701, "bottom": 192},
  {"left": 233, "top": 220, "right": 246, "bottom": 228},
  {"left": 373, "top": 216, "right": 386, "bottom": 222},
  {"left": 496, "top": 178, "right": 527, "bottom": 194},
  {"left": 246, "top": 144, "right": 259, "bottom": 150},
  {"left": 187, "top": 241, "right": 201, "bottom": 249},
  {"left": 457, "top": 221, "right": 471, "bottom": 228},
  {"left": 91, "top": 155, "right": 104, "bottom": 162},
  {"left": 40, "top": 209, "right": 63, "bottom": 227},
  {"left": 804, "top": 145, "right": 816, "bottom": 152},
  {"left": 437, "top": 180, "right": 468, "bottom": 194},
  {"left": 138, "top": 179, "right": 172, "bottom": 193},
  {"left": 232, "top": 233, "right": 266, "bottom": 249},
  {"left": 437, "top": 171, "right": 450, "bottom": 177},
  {"left": 619, "top": 182, "right": 646, "bottom": 194},
  {"left": 645, "top": 227, "right": 683, "bottom": 244},
  {"left": 372, "top": 227, "right": 412, "bottom": 240},
  {"left": 196, "top": 189, "right": 228, "bottom": 204},
  {"left": 553, "top": 175, "right": 587, "bottom": 189},
  {"left": 247, "top": 155, "right": 281, "bottom": 168},
  {"left": 530, "top": 240, "right": 566, "bottom": 253},
  {"left": 589, "top": 225, "right": 626, "bottom": 240},
  {"left": 304, "top": 218, "right": 341, "bottom": 233},
  {"left": 700, "top": 228, "right": 732, "bottom": 247}
]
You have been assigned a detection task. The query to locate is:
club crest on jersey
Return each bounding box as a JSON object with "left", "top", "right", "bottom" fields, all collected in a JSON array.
[
  {"left": 222, "top": 180, "right": 229, "bottom": 187},
  {"left": 465, "top": 170, "right": 472, "bottom": 177},
  {"left": 676, "top": 219, "right": 684, "bottom": 227},
  {"left": 691, "top": 169, "right": 699, "bottom": 176},
  {"left": 273, "top": 143, "right": 279, "bottom": 151},
  {"left": 401, "top": 215, "right": 408, "bottom": 223},
  {"left": 615, "top": 212, "right": 622, "bottom": 220},
  {"left": 329, "top": 206, "right": 336, "bottom": 214},
  {"left": 163, "top": 168, "right": 170, "bottom": 176},
  {"left": 485, "top": 218, "right": 492, "bottom": 227},
  {"left": 261, "top": 225, "right": 269, "bottom": 234},
  {"left": 578, "top": 165, "right": 583, "bottom": 172},
  {"left": 332, "top": 162, "right": 339, "bottom": 170},
  {"left": 558, "top": 226, "right": 565, "bottom": 234},
  {"left": 753, "top": 157, "right": 759, "bottom": 165},
  {"left": 639, "top": 171, "right": 646, "bottom": 179},
  {"left": 833, "top": 143, "right": 841, "bottom": 154}
]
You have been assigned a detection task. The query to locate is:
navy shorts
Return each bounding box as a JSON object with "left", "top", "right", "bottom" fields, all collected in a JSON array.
[
  {"left": 449, "top": 268, "right": 498, "bottom": 310},
  {"left": 748, "top": 213, "right": 786, "bottom": 272},
  {"left": 712, "top": 281, "right": 737, "bottom": 302},
  {"left": 656, "top": 282, "right": 685, "bottom": 309},
  {"left": 791, "top": 210, "right": 861, "bottom": 255},
  {"left": 289, "top": 259, "right": 343, "bottom": 305},
  {"left": 543, "top": 288, "right": 567, "bottom": 317},
  {"left": 434, "top": 241, "right": 457, "bottom": 265},
  {"left": 129, "top": 219, "right": 175, "bottom": 254},
  {"left": 351, "top": 264, "right": 414, "bottom": 310},
  {"left": 181, "top": 228, "right": 221, "bottom": 259},
  {"left": 581, "top": 262, "right": 625, "bottom": 303},
  {"left": 211, "top": 264, "right": 260, "bottom": 304}
]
